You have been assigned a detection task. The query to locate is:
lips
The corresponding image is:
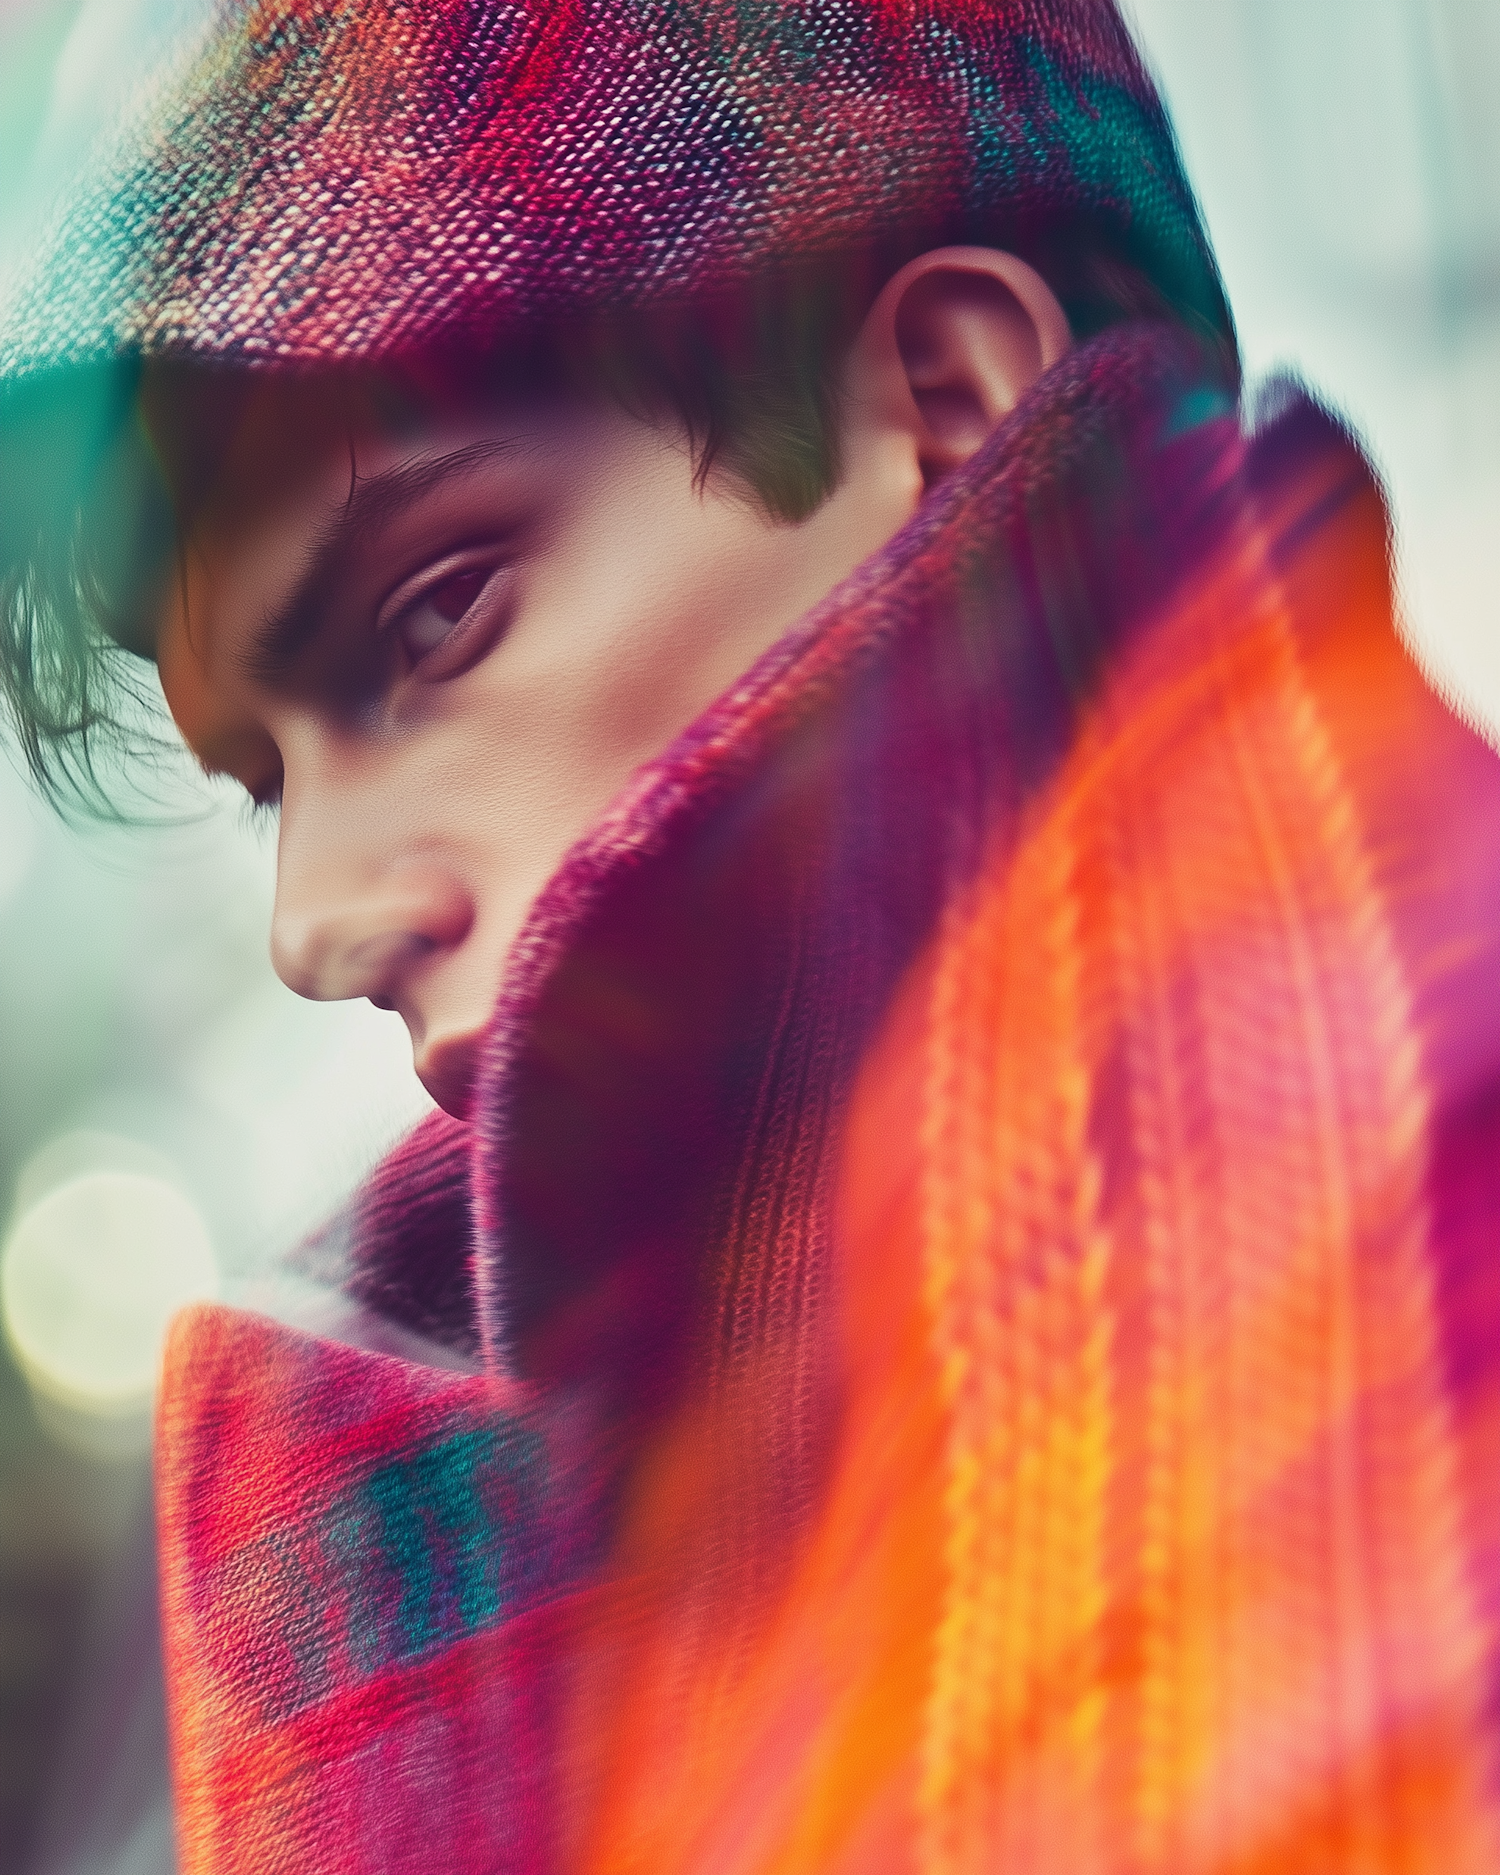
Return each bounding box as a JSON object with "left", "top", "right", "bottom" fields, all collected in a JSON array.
[{"left": 413, "top": 1029, "right": 484, "bottom": 1120}]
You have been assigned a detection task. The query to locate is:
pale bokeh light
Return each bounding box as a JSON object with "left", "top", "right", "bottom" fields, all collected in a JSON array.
[{"left": 2, "top": 1158, "right": 217, "bottom": 1420}]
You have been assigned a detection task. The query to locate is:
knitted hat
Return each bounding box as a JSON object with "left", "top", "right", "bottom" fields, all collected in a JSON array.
[{"left": 0, "top": 0, "right": 1229, "bottom": 378}]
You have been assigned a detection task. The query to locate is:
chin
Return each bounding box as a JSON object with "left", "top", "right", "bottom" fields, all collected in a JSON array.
[{"left": 415, "top": 1033, "right": 482, "bottom": 1121}]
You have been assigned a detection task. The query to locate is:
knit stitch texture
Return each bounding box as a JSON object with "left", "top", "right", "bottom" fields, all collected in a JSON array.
[
  {"left": 0, "top": 0, "right": 1228, "bottom": 374},
  {"left": 157, "top": 323, "right": 1500, "bottom": 1871}
]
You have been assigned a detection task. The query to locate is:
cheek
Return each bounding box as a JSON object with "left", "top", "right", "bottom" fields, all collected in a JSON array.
[
  {"left": 509, "top": 472, "right": 791, "bottom": 764},
  {"left": 390, "top": 449, "right": 799, "bottom": 919}
]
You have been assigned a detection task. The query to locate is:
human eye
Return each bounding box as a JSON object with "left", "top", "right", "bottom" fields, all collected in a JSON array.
[{"left": 378, "top": 550, "right": 513, "bottom": 681}]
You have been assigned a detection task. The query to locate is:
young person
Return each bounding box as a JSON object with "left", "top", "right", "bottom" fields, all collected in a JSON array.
[{"left": 4, "top": 2, "right": 1500, "bottom": 1870}]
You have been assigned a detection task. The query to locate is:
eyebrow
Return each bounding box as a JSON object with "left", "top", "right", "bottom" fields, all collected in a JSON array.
[{"left": 243, "top": 437, "right": 528, "bottom": 684}]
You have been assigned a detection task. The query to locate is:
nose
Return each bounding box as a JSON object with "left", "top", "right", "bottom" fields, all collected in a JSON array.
[{"left": 271, "top": 860, "right": 475, "bottom": 1005}]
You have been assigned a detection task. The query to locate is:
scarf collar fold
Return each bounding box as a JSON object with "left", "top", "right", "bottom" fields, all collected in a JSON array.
[
  {"left": 334, "top": 321, "right": 1244, "bottom": 1390},
  {"left": 166, "top": 321, "right": 1455, "bottom": 1875}
]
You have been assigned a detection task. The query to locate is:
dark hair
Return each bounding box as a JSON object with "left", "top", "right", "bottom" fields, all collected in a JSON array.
[{"left": 0, "top": 228, "right": 1236, "bottom": 809}]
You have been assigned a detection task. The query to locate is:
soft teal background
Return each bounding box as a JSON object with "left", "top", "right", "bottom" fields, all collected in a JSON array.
[{"left": 0, "top": 1, "right": 1496, "bottom": 1868}]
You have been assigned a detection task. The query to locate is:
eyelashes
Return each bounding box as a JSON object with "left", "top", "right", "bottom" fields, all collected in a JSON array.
[
  {"left": 395, "top": 565, "right": 491, "bottom": 660},
  {"left": 233, "top": 543, "right": 515, "bottom": 812},
  {"left": 378, "top": 549, "right": 514, "bottom": 681}
]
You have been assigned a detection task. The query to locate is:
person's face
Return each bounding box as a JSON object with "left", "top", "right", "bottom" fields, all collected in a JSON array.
[
  {"left": 151, "top": 249, "right": 1068, "bottom": 1120},
  {"left": 152, "top": 375, "right": 919, "bottom": 1118}
]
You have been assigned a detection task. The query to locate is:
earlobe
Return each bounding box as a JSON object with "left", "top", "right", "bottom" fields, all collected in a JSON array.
[{"left": 846, "top": 246, "right": 1072, "bottom": 491}]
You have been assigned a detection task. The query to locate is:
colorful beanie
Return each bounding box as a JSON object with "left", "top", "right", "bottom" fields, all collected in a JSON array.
[{"left": 0, "top": 0, "right": 1229, "bottom": 377}]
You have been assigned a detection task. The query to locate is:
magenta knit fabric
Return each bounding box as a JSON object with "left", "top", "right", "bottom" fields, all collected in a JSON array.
[
  {"left": 0, "top": 0, "right": 1227, "bottom": 374},
  {"left": 155, "top": 326, "right": 1500, "bottom": 1868}
]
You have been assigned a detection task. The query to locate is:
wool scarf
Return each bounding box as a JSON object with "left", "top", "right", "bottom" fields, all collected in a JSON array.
[{"left": 156, "top": 322, "right": 1500, "bottom": 1873}]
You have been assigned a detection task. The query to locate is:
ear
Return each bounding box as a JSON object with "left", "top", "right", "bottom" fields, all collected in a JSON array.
[{"left": 843, "top": 246, "right": 1072, "bottom": 491}]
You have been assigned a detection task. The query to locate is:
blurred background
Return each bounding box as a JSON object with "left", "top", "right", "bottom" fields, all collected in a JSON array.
[{"left": 0, "top": 0, "right": 1497, "bottom": 1868}]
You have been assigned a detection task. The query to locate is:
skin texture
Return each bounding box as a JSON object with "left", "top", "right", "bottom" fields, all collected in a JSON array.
[{"left": 153, "top": 248, "right": 1070, "bottom": 1116}]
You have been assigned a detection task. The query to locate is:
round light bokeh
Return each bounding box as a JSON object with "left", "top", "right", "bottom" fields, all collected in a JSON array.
[{"left": 2, "top": 1166, "right": 219, "bottom": 1419}]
